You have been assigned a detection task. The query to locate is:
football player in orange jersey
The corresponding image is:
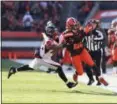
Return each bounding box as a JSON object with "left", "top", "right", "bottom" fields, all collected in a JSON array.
[
  {"left": 112, "top": 31, "right": 117, "bottom": 74},
  {"left": 108, "top": 29, "right": 116, "bottom": 50},
  {"left": 8, "top": 21, "right": 77, "bottom": 88},
  {"left": 109, "top": 18, "right": 117, "bottom": 73},
  {"left": 107, "top": 23, "right": 117, "bottom": 64},
  {"left": 59, "top": 17, "right": 108, "bottom": 86}
]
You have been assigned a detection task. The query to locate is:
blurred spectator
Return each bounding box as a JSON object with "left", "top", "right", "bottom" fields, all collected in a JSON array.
[
  {"left": 2, "top": 1, "right": 14, "bottom": 11},
  {"left": 22, "top": 11, "right": 34, "bottom": 31},
  {"left": 17, "top": 1, "right": 28, "bottom": 14},
  {"left": 40, "top": 1, "right": 48, "bottom": 10},
  {"left": 77, "top": 1, "right": 94, "bottom": 24},
  {"left": 1, "top": 16, "right": 9, "bottom": 30},
  {"left": 30, "top": 2, "right": 41, "bottom": 19},
  {"left": 1, "top": 1, "right": 64, "bottom": 32}
]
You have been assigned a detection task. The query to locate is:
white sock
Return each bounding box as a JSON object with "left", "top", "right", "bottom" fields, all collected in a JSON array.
[{"left": 113, "top": 67, "right": 117, "bottom": 74}]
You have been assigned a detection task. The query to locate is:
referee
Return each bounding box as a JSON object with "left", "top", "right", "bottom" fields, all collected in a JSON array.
[{"left": 84, "top": 19, "right": 105, "bottom": 85}]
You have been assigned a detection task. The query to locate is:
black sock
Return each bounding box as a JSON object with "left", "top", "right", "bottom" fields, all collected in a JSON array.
[
  {"left": 57, "top": 66, "right": 68, "bottom": 83},
  {"left": 85, "top": 65, "right": 94, "bottom": 81},
  {"left": 17, "top": 65, "right": 34, "bottom": 72},
  {"left": 95, "top": 75, "right": 99, "bottom": 82},
  {"left": 92, "top": 65, "right": 101, "bottom": 82},
  {"left": 87, "top": 72, "right": 94, "bottom": 81},
  {"left": 92, "top": 65, "right": 100, "bottom": 76}
]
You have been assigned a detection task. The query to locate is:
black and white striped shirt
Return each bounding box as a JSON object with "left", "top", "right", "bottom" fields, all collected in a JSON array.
[{"left": 85, "top": 29, "right": 104, "bottom": 51}]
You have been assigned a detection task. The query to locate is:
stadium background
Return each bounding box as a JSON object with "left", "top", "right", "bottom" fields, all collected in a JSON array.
[
  {"left": 1, "top": 1, "right": 117, "bottom": 103},
  {"left": 1, "top": 1, "right": 117, "bottom": 64}
]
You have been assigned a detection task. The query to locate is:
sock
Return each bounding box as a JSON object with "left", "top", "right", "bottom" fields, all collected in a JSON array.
[
  {"left": 17, "top": 65, "right": 34, "bottom": 72},
  {"left": 95, "top": 75, "right": 99, "bottom": 82},
  {"left": 92, "top": 65, "right": 101, "bottom": 82},
  {"left": 92, "top": 65, "right": 101, "bottom": 76},
  {"left": 57, "top": 66, "right": 68, "bottom": 83},
  {"left": 85, "top": 65, "right": 94, "bottom": 81},
  {"left": 87, "top": 72, "right": 94, "bottom": 81}
]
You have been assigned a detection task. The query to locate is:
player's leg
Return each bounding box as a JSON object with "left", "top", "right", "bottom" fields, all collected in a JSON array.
[
  {"left": 39, "top": 59, "right": 77, "bottom": 88},
  {"left": 72, "top": 55, "right": 84, "bottom": 75},
  {"left": 80, "top": 49, "right": 95, "bottom": 85},
  {"left": 94, "top": 51, "right": 102, "bottom": 85},
  {"left": 42, "top": 59, "right": 77, "bottom": 88},
  {"left": 101, "top": 48, "right": 106, "bottom": 74},
  {"left": 83, "top": 51, "right": 95, "bottom": 85},
  {"left": 112, "top": 47, "right": 117, "bottom": 74},
  {"left": 8, "top": 58, "right": 45, "bottom": 79},
  {"left": 8, "top": 64, "right": 35, "bottom": 79},
  {"left": 34, "top": 58, "right": 77, "bottom": 88},
  {"left": 87, "top": 51, "right": 101, "bottom": 85},
  {"left": 81, "top": 48, "right": 108, "bottom": 86},
  {"left": 84, "top": 64, "right": 94, "bottom": 85},
  {"left": 72, "top": 55, "right": 84, "bottom": 83},
  {"left": 56, "top": 66, "right": 77, "bottom": 88}
]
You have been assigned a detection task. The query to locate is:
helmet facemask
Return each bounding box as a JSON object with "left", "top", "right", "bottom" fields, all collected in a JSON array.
[
  {"left": 45, "top": 26, "right": 55, "bottom": 38},
  {"left": 45, "top": 21, "right": 56, "bottom": 38}
]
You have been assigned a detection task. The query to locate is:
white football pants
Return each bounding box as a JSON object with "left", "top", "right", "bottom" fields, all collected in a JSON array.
[{"left": 29, "top": 58, "right": 61, "bottom": 71}]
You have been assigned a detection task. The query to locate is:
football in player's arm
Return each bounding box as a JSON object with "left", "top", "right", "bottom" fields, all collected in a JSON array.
[{"left": 59, "top": 17, "right": 108, "bottom": 86}]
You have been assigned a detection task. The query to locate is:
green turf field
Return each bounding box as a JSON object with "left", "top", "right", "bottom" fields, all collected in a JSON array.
[{"left": 2, "top": 60, "right": 117, "bottom": 103}]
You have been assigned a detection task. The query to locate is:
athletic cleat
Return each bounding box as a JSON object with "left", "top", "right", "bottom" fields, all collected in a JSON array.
[
  {"left": 8, "top": 67, "right": 16, "bottom": 79},
  {"left": 73, "top": 71, "right": 78, "bottom": 83},
  {"left": 87, "top": 79, "right": 94, "bottom": 85},
  {"left": 66, "top": 82, "right": 78, "bottom": 88},
  {"left": 99, "top": 77, "right": 109, "bottom": 86}
]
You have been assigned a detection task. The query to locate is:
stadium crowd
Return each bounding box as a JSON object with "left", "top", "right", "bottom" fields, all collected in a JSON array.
[
  {"left": 1, "top": 1, "right": 64, "bottom": 31},
  {"left": 1, "top": 1, "right": 95, "bottom": 32},
  {"left": 77, "top": 1, "right": 94, "bottom": 24}
]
